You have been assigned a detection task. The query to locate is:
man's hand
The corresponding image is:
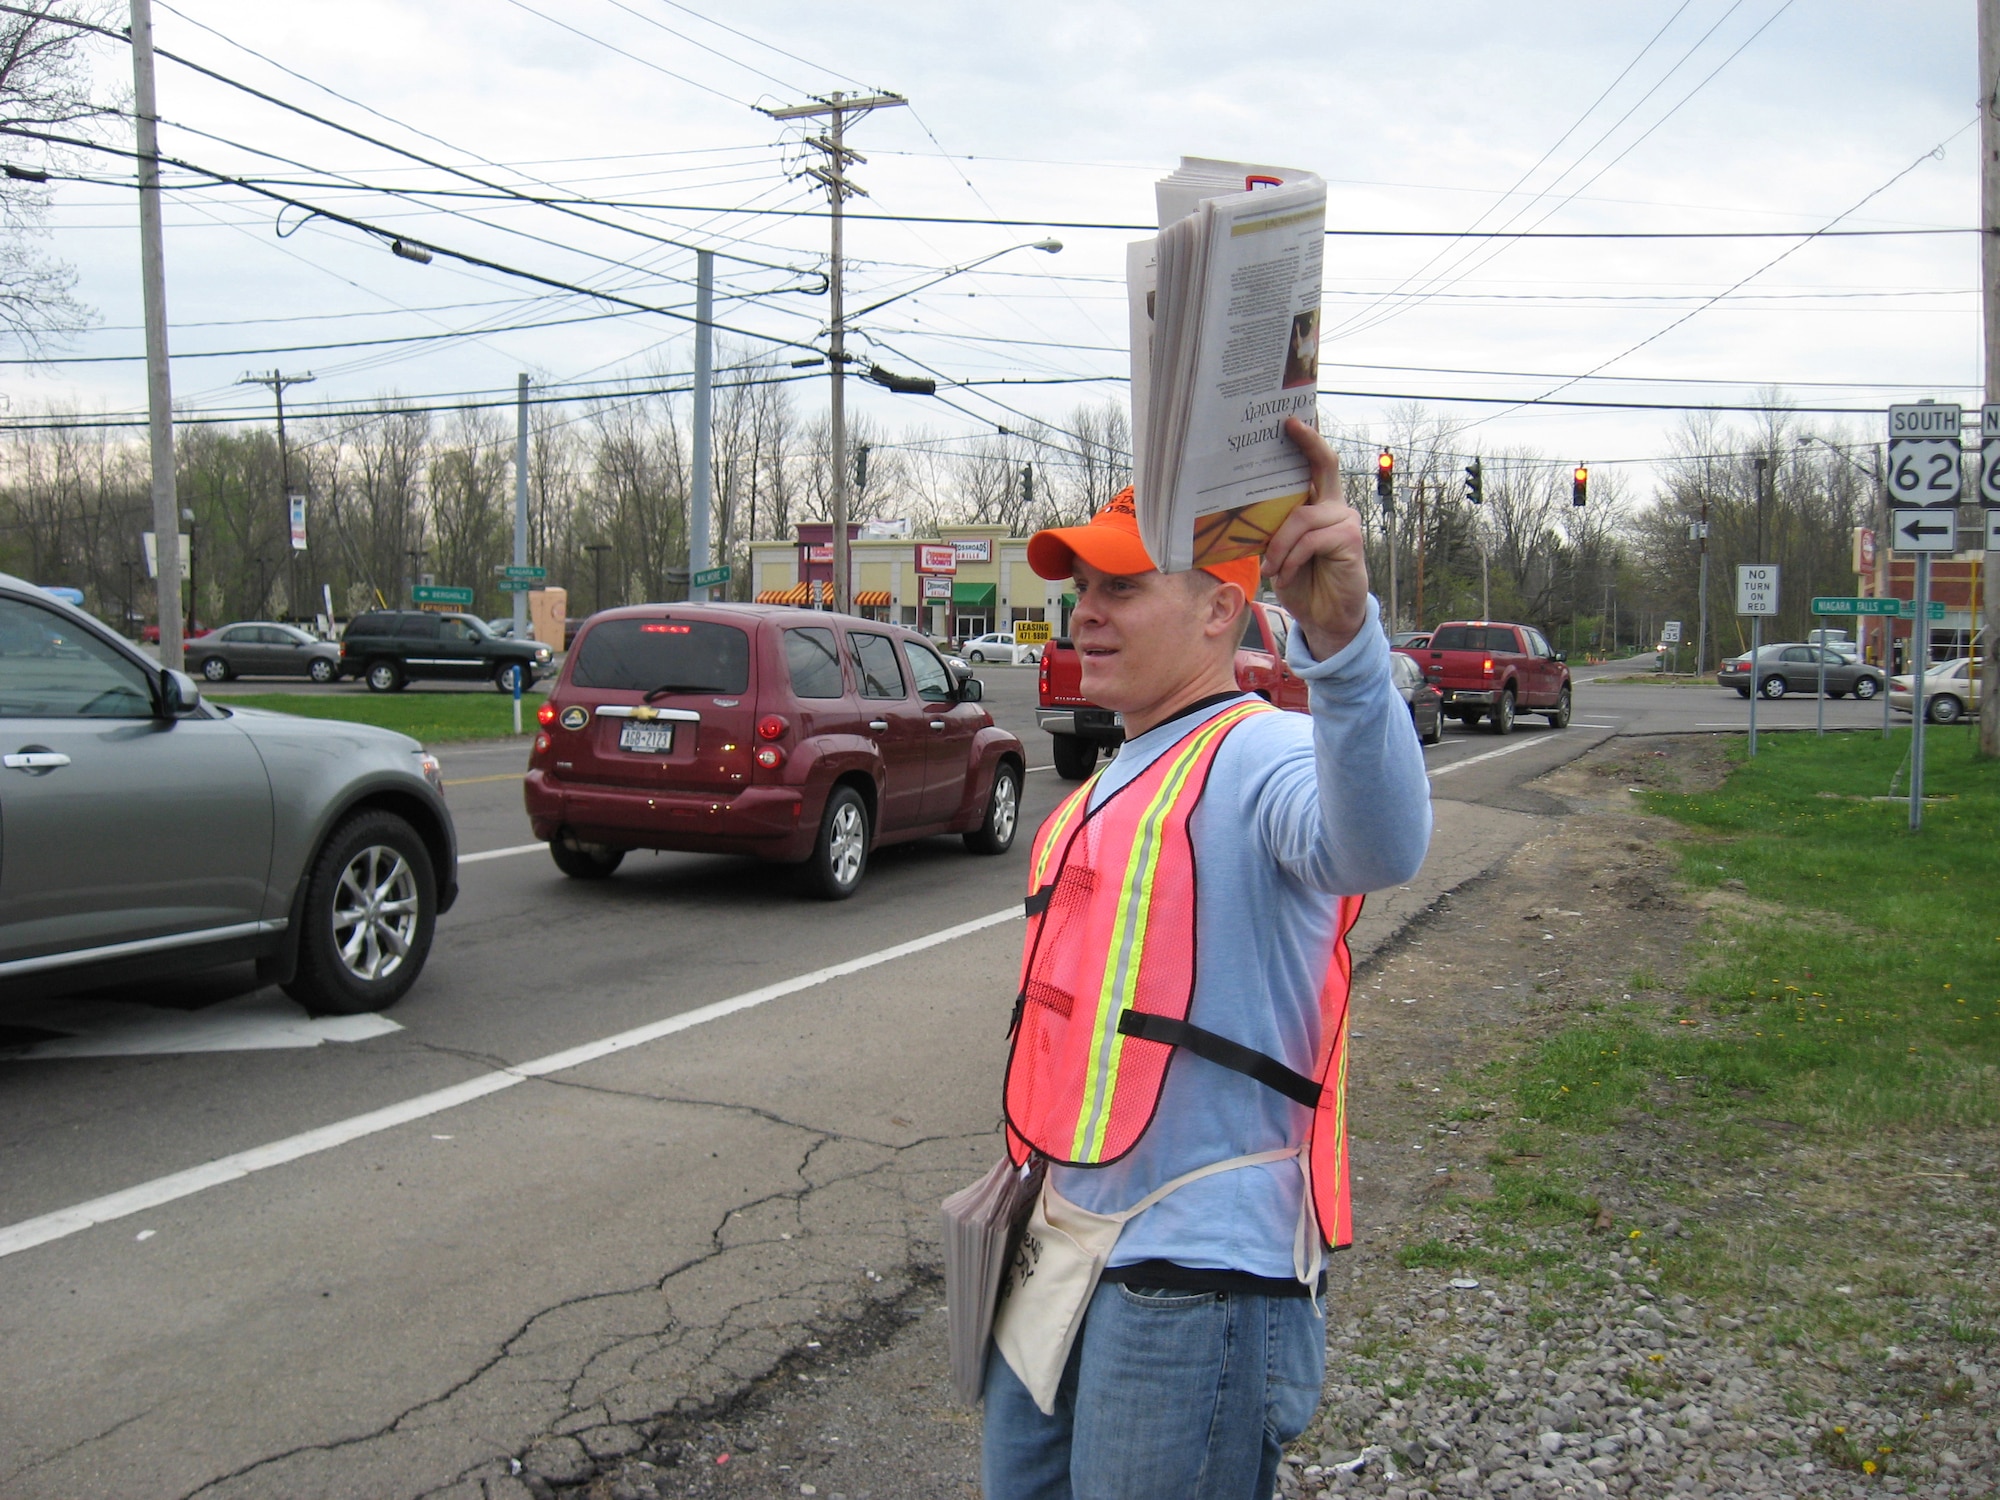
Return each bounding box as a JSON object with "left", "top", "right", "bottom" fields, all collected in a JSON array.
[{"left": 1262, "top": 416, "right": 1370, "bottom": 660}]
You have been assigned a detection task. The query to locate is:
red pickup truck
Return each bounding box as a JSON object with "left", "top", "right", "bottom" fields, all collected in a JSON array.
[
  {"left": 1408, "top": 620, "right": 1571, "bottom": 734},
  {"left": 1037, "top": 600, "right": 1308, "bottom": 778}
]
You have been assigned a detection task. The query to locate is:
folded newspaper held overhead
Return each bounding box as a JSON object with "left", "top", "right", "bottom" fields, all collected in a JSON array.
[{"left": 1130, "top": 158, "right": 1325, "bottom": 574}]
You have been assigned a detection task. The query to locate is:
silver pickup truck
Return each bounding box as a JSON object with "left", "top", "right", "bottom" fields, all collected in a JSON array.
[{"left": 0, "top": 574, "right": 458, "bottom": 1013}]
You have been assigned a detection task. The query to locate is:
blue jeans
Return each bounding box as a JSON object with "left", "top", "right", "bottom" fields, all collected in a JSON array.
[{"left": 981, "top": 1279, "right": 1326, "bottom": 1500}]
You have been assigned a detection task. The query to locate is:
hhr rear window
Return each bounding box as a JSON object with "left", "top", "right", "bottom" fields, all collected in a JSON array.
[
  {"left": 785, "top": 627, "right": 845, "bottom": 698},
  {"left": 571, "top": 619, "right": 750, "bottom": 694},
  {"left": 1430, "top": 626, "right": 1519, "bottom": 652}
]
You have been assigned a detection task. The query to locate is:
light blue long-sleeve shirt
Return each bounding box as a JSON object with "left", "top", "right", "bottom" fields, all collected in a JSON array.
[{"left": 1048, "top": 593, "right": 1432, "bottom": 1281}]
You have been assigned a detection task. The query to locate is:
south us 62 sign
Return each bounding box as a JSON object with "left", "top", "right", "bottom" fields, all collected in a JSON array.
[{"left": 1887, "top": 403, "right": 1962, "bottom": 508}]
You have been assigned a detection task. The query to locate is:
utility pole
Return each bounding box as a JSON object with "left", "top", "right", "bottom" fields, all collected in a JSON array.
[
  {"left": 689, "top": 249, "right": 714, "bottom": 604},
  {"left": 1695, "top": 494, "right": 1709, "bottom": 678},
  {"left": 131, "top": 0, "right": 181, "bottom": 669},
  {"left": 765, "top": 91, "right": 908, "bottom": 616},
  {"left": 514, "top": 374, "right": 529, "bottom": 638},
  {"left": 238, "top": 369, "right": 314, "bottom": 620},
  {"left": 1981, "top": 0, "right": 2000, "bottom": 757},
  {"left": 587, "top": 542, "right": 612, "bottom": 615}
]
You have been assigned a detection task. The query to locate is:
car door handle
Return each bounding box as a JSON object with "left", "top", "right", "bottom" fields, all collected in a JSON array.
[
  {"left": 868, "top": 720, "right": 889, "bottom": 733},
  {"left": 4, "top": 751, "right": 70, "bottom": 771},
  {"left": 928, "top": 719, "right": 946, "bottom": 731}
]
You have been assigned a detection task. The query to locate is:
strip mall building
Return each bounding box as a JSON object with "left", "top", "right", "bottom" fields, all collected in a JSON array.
[{"left": 748, "top": 524, "right": 1072, "bottom": 640}]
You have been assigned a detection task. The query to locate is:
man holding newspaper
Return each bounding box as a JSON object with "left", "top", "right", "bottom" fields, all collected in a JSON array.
[{"left": 976, "top": 161, "right": 1433, "bottom": 1500}]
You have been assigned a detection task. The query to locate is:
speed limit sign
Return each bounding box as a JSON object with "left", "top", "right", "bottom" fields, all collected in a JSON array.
[{"left": 1887, "top": 403, "right": 1962, "bottom": 508}]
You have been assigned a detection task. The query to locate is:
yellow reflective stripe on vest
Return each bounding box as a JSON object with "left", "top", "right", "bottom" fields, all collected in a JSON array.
[
  {"left": 1069, "top": 702, "right": 1268, "bottom": 1161},
  {"left": 1030, "top": 772, "right": 1099, "bottom": 893}
]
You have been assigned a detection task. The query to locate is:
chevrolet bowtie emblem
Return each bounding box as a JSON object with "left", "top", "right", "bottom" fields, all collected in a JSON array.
[{"left": 633, "top": 706, "right": 658, "bottom": 721}]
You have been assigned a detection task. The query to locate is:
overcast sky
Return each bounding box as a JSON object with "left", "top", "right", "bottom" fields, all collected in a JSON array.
[{"left": 15, "top": 0, "right": 1985, "bottom": 492}]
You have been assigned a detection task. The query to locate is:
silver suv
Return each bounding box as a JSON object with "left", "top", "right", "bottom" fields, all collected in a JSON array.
[{"left": 0, "top": 575, "right": 458, "bottom": 1013}]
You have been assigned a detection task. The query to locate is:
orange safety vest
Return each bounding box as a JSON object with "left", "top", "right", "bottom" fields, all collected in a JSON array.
[{"left": 1003, "top": 700, "right": 1363, "bottom": 1250}]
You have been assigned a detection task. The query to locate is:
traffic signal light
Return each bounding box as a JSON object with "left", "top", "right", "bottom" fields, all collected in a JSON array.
[
  {"left": 1377, "top": 448, "right": 1394, "bottom": 502},
  {"left": 1020, "top": 464, "right": 1034, "bottom": 510},
  {"left": 1464, "top": 458, "right": 1483, "bottom": 505},
  {"left": 1572, "top": 464, "right": 1588, "bottom": 507}
]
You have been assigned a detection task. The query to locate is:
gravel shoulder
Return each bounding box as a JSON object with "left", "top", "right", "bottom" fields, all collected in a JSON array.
[{"left": 496, "top": 736, "right": 1997, "bottom": 1500}]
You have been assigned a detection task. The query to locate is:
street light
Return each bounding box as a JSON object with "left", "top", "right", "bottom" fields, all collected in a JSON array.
[{"left": 842, "top": 239, "right": 1063, "bottom": 323}]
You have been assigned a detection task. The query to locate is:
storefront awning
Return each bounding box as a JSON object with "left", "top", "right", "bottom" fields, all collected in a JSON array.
[
  {"left": 855, "top": 590, "right": 891, "bottom": 608},
  {"left": 951, "top": 582, "right": 996, "bottom": 609},
  {"left": 754, "top": 582, "right": 831, "bottom": 606}
]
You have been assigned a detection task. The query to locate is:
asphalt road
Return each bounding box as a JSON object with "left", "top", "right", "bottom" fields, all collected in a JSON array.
[{"left": 0, "top": 656, "right": 1926, "bottom": 1498}]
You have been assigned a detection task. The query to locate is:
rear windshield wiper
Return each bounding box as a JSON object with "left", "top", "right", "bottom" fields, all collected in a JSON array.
[{"left": 644, "top": 683, "right": 719, "bottom": 701}]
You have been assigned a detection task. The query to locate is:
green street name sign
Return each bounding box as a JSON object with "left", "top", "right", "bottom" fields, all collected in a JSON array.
[
  {"left": 496, "top": 578, "right": 540, "bottom": 592},
  {"left": 495, "top": 564, "right": 547, "bottom": 580},
  {"left": 1810, "top": 596, "right": 1900, "bottom": 616},
  {"left": 411, "top": 584, "right": 475, "bottom": 606},
  {"left": 692, "top": 564, "right": 732, "bottom": 589},
  {"left": 1901, "top": 599, "right": 1947, "bottom": 620}
]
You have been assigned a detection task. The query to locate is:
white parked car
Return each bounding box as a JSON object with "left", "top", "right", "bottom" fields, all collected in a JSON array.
[
  {"left": 1890, "top": 657, "right": 1984, "bottom": 724},
  {"left": 960, "top": 631, "right": 1041, "bottom": 665}
]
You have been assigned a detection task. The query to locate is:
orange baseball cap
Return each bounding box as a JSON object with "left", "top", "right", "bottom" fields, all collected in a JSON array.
[{"left": 1026, "top": 487, "right": 1263, "bottom": 597}]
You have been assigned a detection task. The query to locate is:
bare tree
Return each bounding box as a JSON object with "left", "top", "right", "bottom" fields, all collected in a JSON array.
[{"left": 0, "top": 1, "right": 113, "bottom": 347}]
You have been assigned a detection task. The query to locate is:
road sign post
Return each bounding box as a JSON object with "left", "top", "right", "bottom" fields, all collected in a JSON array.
[
  {"left": 1737, "top": 564, "right": 1778, "bottom": 758},
  {"left": 1816, "top": 600, "right": 1904, "bottom": 740}
]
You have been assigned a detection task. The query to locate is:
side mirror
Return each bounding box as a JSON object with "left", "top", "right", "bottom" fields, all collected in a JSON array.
[
  {"left": 158, "top": 667, "right": 202, "bottom": 718},
  {"left": 1554, "top": 651, "right": 1568, "bottom": 663},
  {"left": 956, "top": 676, "right": 985, "bottom": 703}
]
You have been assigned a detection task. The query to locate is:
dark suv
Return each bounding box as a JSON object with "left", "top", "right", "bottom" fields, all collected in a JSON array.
[
  {"left": 340, "top": 610, "right": 552, "bottom": 692},
  {"left": 523, "top": 604, "right": 1026, "bottom": 898}
]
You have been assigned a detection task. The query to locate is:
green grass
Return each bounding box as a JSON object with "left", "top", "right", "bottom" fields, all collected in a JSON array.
[
  {"left": 1509, "top": 730, "right": 2000, "bottom": 1138},
  {"left": 218, "top": 690, "right": 540, "bottom": 744}
]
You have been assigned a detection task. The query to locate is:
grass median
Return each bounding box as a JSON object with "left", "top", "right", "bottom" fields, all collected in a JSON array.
[
  {"left": 218, "top": 690, "right": 540, "bottom": 744},
  {"left": 1509, "top": 729, "right": 1998, "bottom": 1143}
]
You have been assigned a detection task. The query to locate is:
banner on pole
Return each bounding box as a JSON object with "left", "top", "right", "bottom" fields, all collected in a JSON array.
[{"left": 289, "top": 494, "right": 307, "bottom": 551}]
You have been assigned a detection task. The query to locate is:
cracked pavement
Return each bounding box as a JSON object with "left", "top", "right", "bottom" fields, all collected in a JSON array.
[{"left": 0, "top": 666, "right": 1713, "bottom": 1498}]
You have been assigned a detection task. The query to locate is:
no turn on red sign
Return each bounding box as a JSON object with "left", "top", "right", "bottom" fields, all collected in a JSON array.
[{"left": 1736, "top": 564, "right": 1779, "bottom": 616}]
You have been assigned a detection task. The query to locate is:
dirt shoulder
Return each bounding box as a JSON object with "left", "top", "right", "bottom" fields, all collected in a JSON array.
[{"left": 502, "top": 736, "right": 1997, "bottom": 1500}]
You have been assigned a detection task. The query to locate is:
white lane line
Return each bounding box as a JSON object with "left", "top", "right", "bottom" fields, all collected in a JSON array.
[
  {"left": 1022, "top": 764, "right": 1057, "bottom": 774},
  {"left": 0, "top": 906, "right": 1024, "bottom": 1261},
  {"left": 460, "top": 842, "right": 544, "bottom": 864},
  {"left": 1426, "top": 737, "right": 1546, "bottom": 780}
]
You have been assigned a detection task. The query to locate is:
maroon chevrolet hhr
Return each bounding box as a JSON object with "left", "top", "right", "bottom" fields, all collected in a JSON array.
[{"left": 524, "top": 604, "right": 1026, "bottom": 898}]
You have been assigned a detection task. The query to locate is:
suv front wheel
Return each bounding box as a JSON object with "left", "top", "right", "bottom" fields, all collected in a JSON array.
[
  {"left": 494, "top": 661, "right": 531, "bottom": 693},
  {"left": 284, "top": 810, "right": 437, "bottom": 1015},
  {"left": 365, "top": 659, "right": 405, "bottom": 693}
]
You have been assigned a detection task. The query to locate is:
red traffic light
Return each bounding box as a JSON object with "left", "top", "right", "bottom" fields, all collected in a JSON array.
[{"left": 1378, "top": 449, "right": 1395, "bottom": 477}]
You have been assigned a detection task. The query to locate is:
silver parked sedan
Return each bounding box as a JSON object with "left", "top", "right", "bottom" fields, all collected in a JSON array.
[
  {"left": 0, "top": 575, "right": 458, "bottom": 1013},
  {"left": 1716, "top": 644, "right": 1885, "bottom": 700},
  {"left": 188, "top": 620, "right": 342, "bottom": 683}
]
